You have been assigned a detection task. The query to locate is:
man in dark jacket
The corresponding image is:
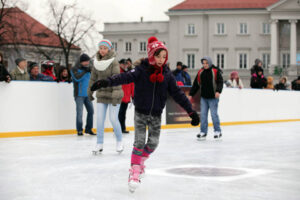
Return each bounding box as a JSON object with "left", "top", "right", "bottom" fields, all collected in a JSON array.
[
  {"left": 0, "top": 64, "right": 11, "bottom": 83},
  {"left": 189, "top": 56, "right": 223, "bottom": 140},
  {"left": 292, "top": 76, "right": 300, "bottom": 91},
  {"left": 250, "top": 68, "right": 267, "bottom": 89},
  {"left": 181, "top": 65, "right": 191, "bottom": 86},
  {"left": 71, "top": 54, "right": 95, "bottom": 136}
]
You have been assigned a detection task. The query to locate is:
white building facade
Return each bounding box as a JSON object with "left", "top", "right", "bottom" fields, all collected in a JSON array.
[{"left": 101, "top": 0, "right": 300, "bottom": 80}]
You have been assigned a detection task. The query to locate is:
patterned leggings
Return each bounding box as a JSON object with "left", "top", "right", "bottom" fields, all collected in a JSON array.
[{"left": 131, "top": 111, "right": 162, "bottom": 165}]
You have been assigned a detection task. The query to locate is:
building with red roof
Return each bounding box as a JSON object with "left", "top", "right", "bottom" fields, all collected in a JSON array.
[{"left": 0, "top": 7, "right": 81, "bottom": 71}]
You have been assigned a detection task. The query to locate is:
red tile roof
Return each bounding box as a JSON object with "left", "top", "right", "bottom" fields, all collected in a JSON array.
[
  {"left": 169, "top": 0, "right": 280, "bottom": 11},
  {"left": 0, "top": 7, "right": 80, "bottom": 50}
]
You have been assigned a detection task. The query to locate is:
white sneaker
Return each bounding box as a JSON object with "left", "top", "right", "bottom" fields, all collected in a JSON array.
[
  {"left": 116, "top": 141, "right": 124, "bottom": 153},
  {"left": 92, "top": 143, "right": 103, "bottom": 155},
  {"left": 214, "top": 131, "right": 222, "bottom": 139}
]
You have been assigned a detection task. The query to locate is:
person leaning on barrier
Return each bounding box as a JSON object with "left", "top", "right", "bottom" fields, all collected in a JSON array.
[
  {"left": 0, "top": 53, "right": 11, "bottom": 83},
  {"left": 28, "top": 62, "right": 54, "bottom": 81},
  {"left": 274, "top": 76, "right": 289, "bottom": 91},
  {"left": 225, "top": 71, "right": 243, "bottom": 89},
  {"left": 10, "top": 58, "right": 30, "bottom": 81},
  {"left": 57, "top": 66, "right": 72, "bottom": 83},
  {"left": 250, "top": 68, "right": 267, "bottom": 89},
  {"left": 291, "top": 76, "right": 300, "bottom": 91}
]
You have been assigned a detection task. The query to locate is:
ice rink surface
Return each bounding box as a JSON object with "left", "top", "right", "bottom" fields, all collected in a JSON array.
[{"left": 0, "top": 122, "right": 300, "bottom": 200}]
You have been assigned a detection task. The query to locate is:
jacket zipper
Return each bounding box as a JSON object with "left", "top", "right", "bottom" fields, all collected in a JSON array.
[{"left": 149, "top": 81, "right": 156, "bottom": 116}]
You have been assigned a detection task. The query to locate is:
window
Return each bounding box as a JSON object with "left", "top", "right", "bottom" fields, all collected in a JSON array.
[
  {"left": 187, "top": 24, "right": 195, "bottom": 35},
  {"left": 239, "top": 53, "right": 248, "bottom": 69},
  {"left": 216, "top": 53, "right": 225, "bottom": 69},
  {"left": 262, "top": 53, "right": 270, "bottom": 68},
  {"left": 216, "top": 23, "right": 225, "bottom": 35},
  {"left": 262, "top": 23, "right": 270, "bottom": 34},
  {"left": 112, "top": 42, "right": 117, "bottom": 51},
  {"left": 187, "top": 54, "right": 195, "bottom": 69},
  {"left": 239, "top": 23, "right": 248, "bottom": 34},
  {"left": 139, "top": 42, "right": 146, "bottom": 52},
  {"left": 282, "top": 53, "right": 290, "bottom": 68},
  {"left": 125, "top": 42, "right": 132, "bottom": 52}
]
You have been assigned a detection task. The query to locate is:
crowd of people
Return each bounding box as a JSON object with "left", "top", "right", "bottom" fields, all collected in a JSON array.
[
  {"left": 248, "top": 58, "right": 300, "bottom": 91},
  {"left": 0, "top": 53, "right": 72, "bottom": 83}
]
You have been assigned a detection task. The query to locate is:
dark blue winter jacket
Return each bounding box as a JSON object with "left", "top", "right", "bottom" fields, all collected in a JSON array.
[
  {"left": 107, "top": 59, "right": 193, "bottom": 116},
  {"left": 30, "top": 73, "right": 54, "bottom": 81},
  {"left": 71, "top": 63, "right": 91, "bottom": 97}
]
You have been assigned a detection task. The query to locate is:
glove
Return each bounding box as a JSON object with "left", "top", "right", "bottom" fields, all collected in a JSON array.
[
  {"left": 84, "top": 67, "right": 91, "bottom": 72},
  {"left": 189, "top": 111, "right": 200, "bottom": 126},
  {"left": 88, "top": 94, "right": 95, "bottom": 101},
  {"left": 91, "top": 79, "right": 109, "bottom": 91}
]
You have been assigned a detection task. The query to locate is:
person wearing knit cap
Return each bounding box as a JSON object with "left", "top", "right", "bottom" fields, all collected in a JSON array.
[
  {"left": 41, "top": 60, "right": 57, "bottom": 81},
  {"left": 0, "top": 53, "right": 11, "bottom": 83},
  {"left": 250, "top": 67, "right": 267, "bottom": 89},
  {"left": 10, "top": 57, "right": 29, "bottom": 80},
  {"left": 88, "top": 38, "right": 124, "bottom": 154},
  {"left": 90, "top": 36, "right": 199, "bottom": 192},
  {"left": 181, "top": 65, "right": 192, "bottom": 86},
  {"left": 29, "top": 62, "right": 54, "bottom": 81},
  {"left": 291, "top": 76, "right": 300, "bottom": 91},
  {"left": 70, "top": 53, "right": 95, "bottom": 136},
  {"left": 250, "top": 58, "right": 264, "bottom": 76},
  {"left": 225, "top": 71, "right": 244, "bottom": 89}
]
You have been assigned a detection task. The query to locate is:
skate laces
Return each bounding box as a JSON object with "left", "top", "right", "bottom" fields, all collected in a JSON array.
[{"left": 129, "top": 165, "right": 141, "bottom": 182}]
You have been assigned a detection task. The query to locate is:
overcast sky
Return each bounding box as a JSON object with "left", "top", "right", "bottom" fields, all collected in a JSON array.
[
  {"left": 24, "top": 0, "right": 184, "bottom": 24},
  {"left": 18, "top": 0, "right": 184, "bottom": 54}
]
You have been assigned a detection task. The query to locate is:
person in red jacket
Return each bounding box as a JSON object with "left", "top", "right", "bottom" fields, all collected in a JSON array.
[
  {"left": 41, "top": 60, "right": 57, "bottom": 81},
  {"left": 118, "top": 59, "right": 134, "bottom": 134}
]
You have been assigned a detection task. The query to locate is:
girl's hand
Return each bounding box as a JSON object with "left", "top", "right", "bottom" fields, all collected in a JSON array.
[{"left": 215, "top": 92, "right": 220, "bottom": 98}]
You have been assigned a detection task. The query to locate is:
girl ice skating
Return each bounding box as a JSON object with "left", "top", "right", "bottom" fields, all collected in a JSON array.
[{"left": 91, "top": 36, "right": 200, "bottom": 192}]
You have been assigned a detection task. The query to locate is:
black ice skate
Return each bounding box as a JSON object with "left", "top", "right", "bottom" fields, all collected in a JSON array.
[{"left": 197, "top": 133, "right": 207, "bottom": 140}]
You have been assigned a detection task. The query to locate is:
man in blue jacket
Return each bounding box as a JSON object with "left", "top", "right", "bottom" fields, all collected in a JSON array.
[{"left": 71, "top": 54, "right": 95, "bottom": 136}]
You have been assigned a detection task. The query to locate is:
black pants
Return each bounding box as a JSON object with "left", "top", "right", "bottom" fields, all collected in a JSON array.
[{"left": 118, "top": 102, "right": 128, "bottom": 132}]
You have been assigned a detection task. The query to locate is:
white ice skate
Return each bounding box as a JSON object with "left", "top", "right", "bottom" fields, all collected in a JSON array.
[
  {"left": 116, "top": 142, "right": 124, "bottom": 153},
  {"left": 214, "top": 131, "right": 222, "bottom": 140},
  {"left": 92, "top": 144, "right": 103, "bottom": 155},
  {"left": 139, "top": 157, "right": 148, "bottom": 179},
  {"left": 128, "top": 165, "right": 141, "bottom": 193}
]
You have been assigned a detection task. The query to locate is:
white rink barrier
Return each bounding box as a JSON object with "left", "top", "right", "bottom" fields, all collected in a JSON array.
[{"left": 0, "top": 81, "right": 299, "bottom": 137}]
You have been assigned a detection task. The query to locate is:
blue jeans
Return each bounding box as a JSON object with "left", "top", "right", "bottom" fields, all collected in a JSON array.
[
  {"left": 96, "top": 103, "right": 122, "bottom": 144},
  {"left": 200, "top": 97, "right": 221, "bottom": 134},
  {"left": 75, "top": 96, "right": 94, "bottom": 132}
]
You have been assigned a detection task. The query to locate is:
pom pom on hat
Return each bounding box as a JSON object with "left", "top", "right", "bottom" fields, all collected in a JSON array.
[{"left": 148, "top": 36, "right": 158, "bottom": 44}]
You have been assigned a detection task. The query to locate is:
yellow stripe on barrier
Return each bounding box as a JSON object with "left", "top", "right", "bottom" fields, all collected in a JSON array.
[{"left": 0, "top": 119, "right": 299, "bottom": 138}]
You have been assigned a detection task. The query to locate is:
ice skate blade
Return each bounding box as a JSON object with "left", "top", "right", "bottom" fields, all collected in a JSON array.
[
  {"left": 197, "top": 137, "right": 206, "bottom": 141},
  {"left": 140, "top": 173, "right": 145, "bottom": 179},
  {"left": 214, "top": 137, "right": 222, "bottom": 141},
  {"left": 117, "top": 150, "right": 123, "bottom": 154},
  {"left": 92, "top": 150, "right": 103, "bottom": 155},
  {"left": 128, "top": 181, "right": 140, "bottom": 193}
]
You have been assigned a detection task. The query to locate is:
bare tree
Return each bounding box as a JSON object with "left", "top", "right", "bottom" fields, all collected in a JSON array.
[{"left": 48, "top": 0, "right": 96, "bottom": 67}]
